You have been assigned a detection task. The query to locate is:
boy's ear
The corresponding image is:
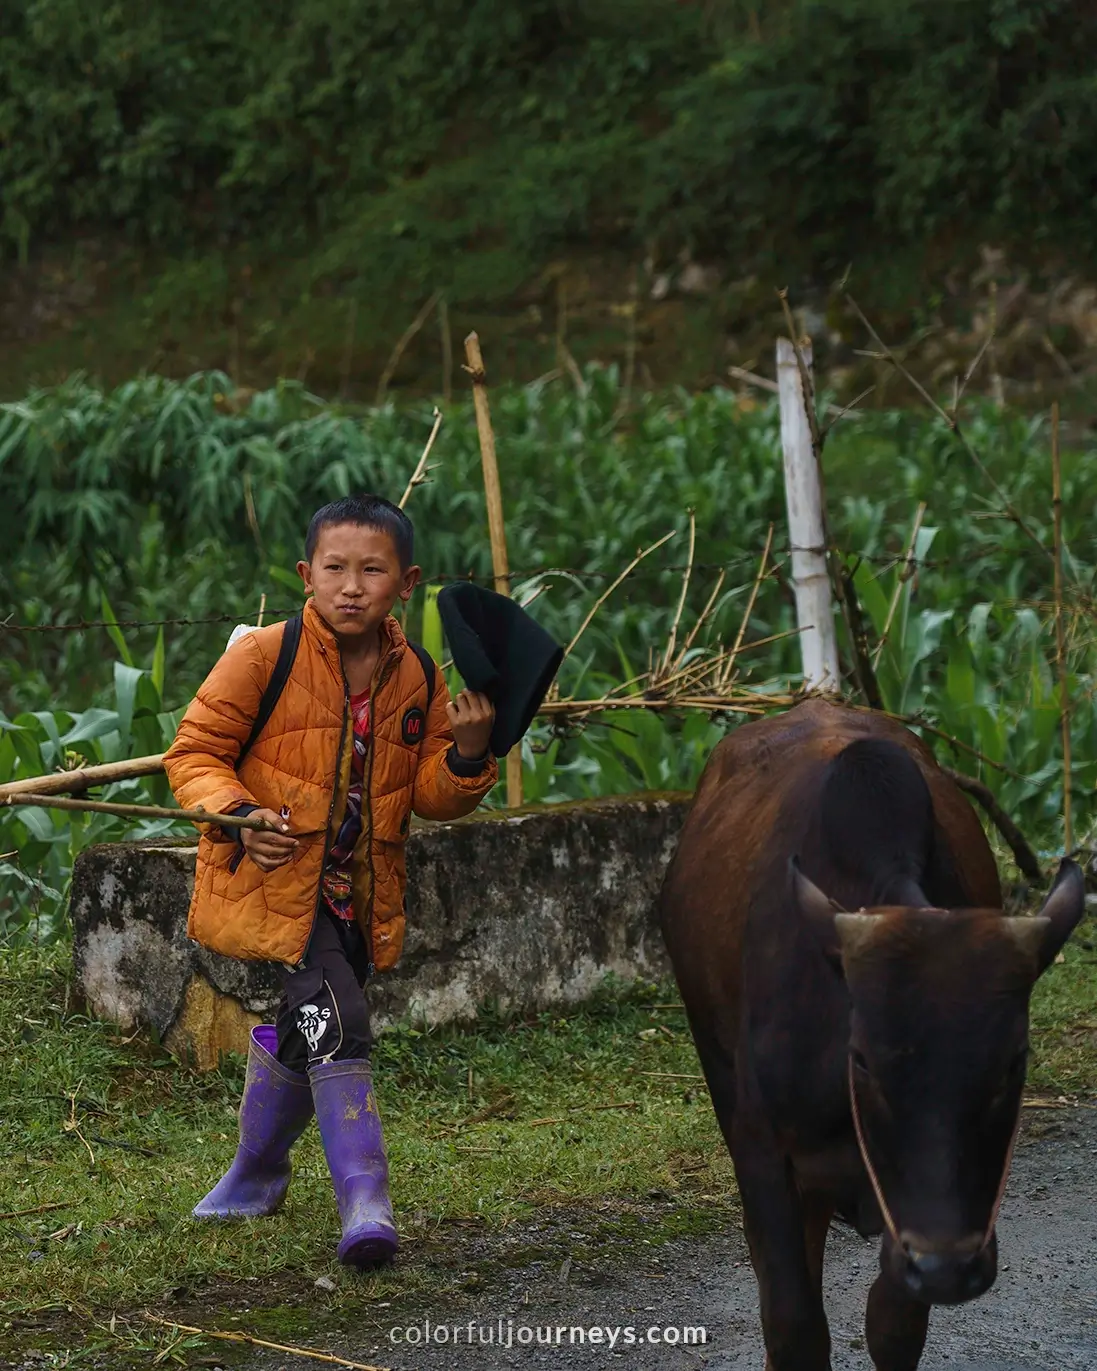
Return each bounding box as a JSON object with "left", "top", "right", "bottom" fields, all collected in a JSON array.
[
  {"left": 296, "top": 559, "right": 313, "bottom": 591},
  {"left": 400, "top": 564, "right": 423, "bottom": 601}
]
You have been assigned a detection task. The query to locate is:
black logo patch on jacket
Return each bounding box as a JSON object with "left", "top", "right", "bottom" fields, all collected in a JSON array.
[{"left": 402, "top": 707, "right": 426, "bottom": 745}]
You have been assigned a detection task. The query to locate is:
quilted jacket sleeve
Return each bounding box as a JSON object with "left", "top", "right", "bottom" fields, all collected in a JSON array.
[
  {"left": 163, "top": 633, "right": 270, "bottom": 824},
  {"left": 411, "top": 668, "right": 499, "bottom": 821}
]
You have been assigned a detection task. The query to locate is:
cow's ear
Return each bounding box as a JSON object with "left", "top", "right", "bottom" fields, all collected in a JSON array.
[
  {"left": 790, "top": 858, "right": 846, "bottom": 971},
  {"left": 1034, "top": 859, "right": 1086, "bottom": 976}
]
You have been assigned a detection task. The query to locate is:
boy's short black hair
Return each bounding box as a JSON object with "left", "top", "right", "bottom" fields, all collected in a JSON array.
[{"left": 305, "top": 494, "right": 414, "bottom": 567}]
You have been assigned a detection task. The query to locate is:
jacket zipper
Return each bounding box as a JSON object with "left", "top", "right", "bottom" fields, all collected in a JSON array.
[
  {"left": 301, "top": 657, "right": 350, "bottom": 968},
  {"left": 362, "top": 646, "right": 399, "bottom": 977}
]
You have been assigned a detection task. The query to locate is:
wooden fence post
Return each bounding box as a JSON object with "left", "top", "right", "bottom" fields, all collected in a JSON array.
[
  {"left": 464, "top": 331, "right": 523, "bottom": 808},
  {"left": 776, "top": 337, "right": 839, "bottom": 691}
]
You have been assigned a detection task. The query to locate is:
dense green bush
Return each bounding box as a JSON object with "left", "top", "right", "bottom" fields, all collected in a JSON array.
[
  {"left": 648, "top": 0, "right": 1097, "bottom": 267},
  {"left": 2, "top": 1, "right": 1093, "bottom": 282}
]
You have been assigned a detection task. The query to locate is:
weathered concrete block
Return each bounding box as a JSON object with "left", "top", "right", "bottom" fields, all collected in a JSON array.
[{"left": 70, "top": 794, "right": 690, "bottom": 1070}]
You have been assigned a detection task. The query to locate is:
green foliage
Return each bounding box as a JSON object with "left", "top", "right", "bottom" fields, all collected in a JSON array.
[
  {"left": 1, "top": 1, "right": 1093, "bottom": 284},
  {"left": 0, "top": 606, "right": 183, "bottom": 944},
  {"left": 3, "top": 367, "right": 1097, "bottom": 940},
  {"left": 650, "top": 0, "right": 1097, "bottom": 266},
  {"left": 0, "top": 367, "right": 800, "bottom": 714}
]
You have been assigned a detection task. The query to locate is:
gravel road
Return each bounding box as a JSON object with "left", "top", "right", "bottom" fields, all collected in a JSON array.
[{"left": 233, "top": 1109, "right": 1097, "bottom": 1371}]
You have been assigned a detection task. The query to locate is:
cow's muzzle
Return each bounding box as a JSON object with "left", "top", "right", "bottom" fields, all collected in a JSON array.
[{"left": 887, "top": 1229, "right": 997, "bottom": 1306}]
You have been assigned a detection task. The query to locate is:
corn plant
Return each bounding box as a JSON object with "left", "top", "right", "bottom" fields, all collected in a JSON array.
[{"left": 0, "top": 608, "right": 187, "bottom": 944}]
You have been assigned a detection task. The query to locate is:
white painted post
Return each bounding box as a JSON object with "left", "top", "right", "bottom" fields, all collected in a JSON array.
[{"left": 776, "top": 337, "right": 839, "bottom": 691}]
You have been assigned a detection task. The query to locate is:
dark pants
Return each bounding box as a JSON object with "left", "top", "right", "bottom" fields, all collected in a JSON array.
[{"left": 275, "top": 906, "right": 374, "bottom": 1074}]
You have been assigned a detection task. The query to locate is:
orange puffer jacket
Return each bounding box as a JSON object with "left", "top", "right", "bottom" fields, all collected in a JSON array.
[{"left": 163, "top": 599, "right": 498, "bottom": 970}]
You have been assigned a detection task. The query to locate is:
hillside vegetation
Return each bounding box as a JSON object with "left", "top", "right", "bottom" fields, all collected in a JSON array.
[{"left": 1, "top": 1, "right": 1094, "bottom": 395}]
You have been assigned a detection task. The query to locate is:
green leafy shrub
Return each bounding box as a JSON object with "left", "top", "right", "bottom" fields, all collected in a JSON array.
[{"left": 0, "top": 610, "right": 183, "bottom": 944}]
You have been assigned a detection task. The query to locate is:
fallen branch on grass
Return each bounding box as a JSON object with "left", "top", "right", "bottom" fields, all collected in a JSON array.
[
  {"left": 637, "top": 1071, "right": 704, "bottom": 1081},
  {"left": 142, "top": 1315, "right": 392, "bottom": 1371},
  {"left": 0, "top": 1200, "right": 71, "bottom": 1222}
]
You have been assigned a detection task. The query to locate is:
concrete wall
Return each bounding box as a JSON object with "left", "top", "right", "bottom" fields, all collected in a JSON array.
[{"left": 70, "top": 794, "right": 691, "bottom": 1070}]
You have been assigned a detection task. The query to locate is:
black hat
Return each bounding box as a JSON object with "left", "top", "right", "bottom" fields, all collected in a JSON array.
[{"left": 437, "top": 582, "right": 564, "bottom": 757}]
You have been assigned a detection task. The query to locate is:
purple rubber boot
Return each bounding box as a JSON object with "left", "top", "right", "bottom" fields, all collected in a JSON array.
[
  {"left": 310, "top": 1058, "right": 399, "bottom": 1267},
  {"left": 192, "top": 1025, "right": 314, "bottom": 1220}
]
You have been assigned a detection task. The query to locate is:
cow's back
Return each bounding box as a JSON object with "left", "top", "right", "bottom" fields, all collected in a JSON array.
[{"left": 659, "top": 700, "right": 1000, "bottom": 1046}]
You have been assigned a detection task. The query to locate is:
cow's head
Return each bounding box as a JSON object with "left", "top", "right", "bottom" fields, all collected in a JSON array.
[{"left": 794, "top": 857, "right": 1085, "bottom": 1307}]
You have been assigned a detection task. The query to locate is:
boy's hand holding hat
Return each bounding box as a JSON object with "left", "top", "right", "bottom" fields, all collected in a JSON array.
[
  {"left": 437, "top": 583, "right": 564, "bottom": 758},
  {"left": 446, "top": 689, "right": 496, "bottom": 761}
]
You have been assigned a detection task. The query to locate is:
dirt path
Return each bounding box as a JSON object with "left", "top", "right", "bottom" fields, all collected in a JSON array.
[
  {"left": 226, "top": 1110, "right": 1097, "bottom": 1371},
  {"left": 5, "top": 1111, "right": 1094, "bottom": 1370}
]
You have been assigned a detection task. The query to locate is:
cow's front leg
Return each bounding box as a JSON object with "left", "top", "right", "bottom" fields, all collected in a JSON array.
[
  {"left": 865, "top": 1270, "right": 930, "bottom": 1371},
  {"left": 732, "top": 1126, "right": 832, "bottom": 1371}
]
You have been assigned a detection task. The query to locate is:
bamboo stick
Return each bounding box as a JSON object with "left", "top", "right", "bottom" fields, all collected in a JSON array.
[
  {"left": 463, "top": 331, "right": 522, "bottom": 807},
  {"left": 1051, "top": 402, "right": 1072, "bottom": 852},
  {"left": 0, "top": 755, "right": 167, "bottom": 801},
  {"left": 2, "top": 792, "right": 322, "bottom": 836},
  {"left": 463, "top": 333, "right": 511, "bottom": 596}
]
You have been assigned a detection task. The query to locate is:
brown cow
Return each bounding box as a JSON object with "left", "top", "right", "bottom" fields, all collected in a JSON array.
[{"left": 659, "top": 700, "right": 1085, "bottom": 1371}]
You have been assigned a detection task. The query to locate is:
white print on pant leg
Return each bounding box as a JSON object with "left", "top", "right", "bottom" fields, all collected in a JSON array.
[{"left": 296, "top": 1002, "right": 332, "bottom": 1056}]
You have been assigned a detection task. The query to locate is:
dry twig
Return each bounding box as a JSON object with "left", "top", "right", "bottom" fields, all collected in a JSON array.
[
  {"left": 873, "top": 503, "right": 927, "bottom": 670},
  {"left": 563, "top": 531, "right": 676, "bottom": 660},
  {"left": 397, "top": 406, "right": 443, "bottom": 510},
  {"left": 728, "top": 365, "right": 867, "bottom": 421},
  {"left": 719, "top": 524, "right": 775, "bottom": 690},
  {"left": 375, "top": 290, "right": 442, "bottom": 405},
  {"left": 63, "top": 1087, "right": 95, "bottom": 1167},
  {"left": 142, "top": 1315, "right": 391, "bottom": 1371},
  {"left": 845, "top": 293, "right": 1049, "bottom": 559},
  {"left": 660, "top": 510, "right": 696, "bottom": 674},
  {"left": 1050, "top": 402, "right": 1072, "bottom": 851},
  {"left": 0, "top": 1200, "right": 71, "bottom": 1222}
]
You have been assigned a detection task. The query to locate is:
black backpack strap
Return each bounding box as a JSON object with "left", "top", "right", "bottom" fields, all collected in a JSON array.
[
  {"left": 407, "top": 640, "right": 436, "bottom": 711},
  {"left": 237, "top": 613, "right": 303, "bottom": 768}
]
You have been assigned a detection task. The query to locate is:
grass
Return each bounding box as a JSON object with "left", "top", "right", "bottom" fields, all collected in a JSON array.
[
  {"left": 0, "top": 948, "right": 733, "bottom": 1320},
  {"left": 3, "top": 919, "right": 1096, "bottom": 1333}
]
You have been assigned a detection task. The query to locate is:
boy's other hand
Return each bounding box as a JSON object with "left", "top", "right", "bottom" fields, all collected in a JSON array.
[
  {"left": 241, "top": 809, "right": 299, "bottom": 872},
  {"left": 447, "top": 690, "right": 495, "bottom": 759}
]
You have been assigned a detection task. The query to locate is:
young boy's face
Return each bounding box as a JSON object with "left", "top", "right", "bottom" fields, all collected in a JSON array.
[{"left": 297, "top": 522, "right": 421, "bottom": 645}]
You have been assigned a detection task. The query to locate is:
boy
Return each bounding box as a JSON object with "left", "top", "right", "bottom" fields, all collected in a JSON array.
[{"left": 164, "top": 494, "right": 497, "bottom": 1268}]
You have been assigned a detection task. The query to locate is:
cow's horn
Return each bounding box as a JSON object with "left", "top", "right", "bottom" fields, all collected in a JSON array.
[
  {"left": 834, "top": 912, "right": 881, "bottom": 962},
  {"left": 1000, "top": 917, "right": 1050, "bottom": 967}
]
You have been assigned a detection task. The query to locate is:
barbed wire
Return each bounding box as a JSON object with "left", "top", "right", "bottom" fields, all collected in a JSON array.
[{"left": 0, "top": 545, "right": 1066, "bottom": 636}]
